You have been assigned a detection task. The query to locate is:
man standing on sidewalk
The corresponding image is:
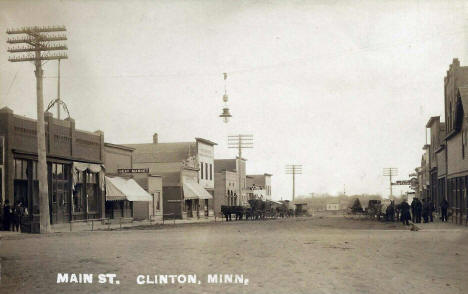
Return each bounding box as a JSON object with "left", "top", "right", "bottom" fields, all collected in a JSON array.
[
  {"left": 440, "top": 199, "right": 449, "bottom": 222},
  {"left": 400, "top": 199, "right": 411, "bottom": 226},
  {"left": 428, "top": 199, "right": 435, "bottom": 222}
]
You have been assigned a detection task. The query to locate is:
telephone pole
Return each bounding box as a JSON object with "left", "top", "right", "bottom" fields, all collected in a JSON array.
[
  {"left": 383, "top": 168, "right": 398, "bottom": 199},
  {"left": 285, "top": 164, "right": 302, "bottom": 201},
  {"left": 7, "top": 26, "right": 68, "bottom": 233},
  {"left": 228, "top": 135, "right": 253, "bottom": 206}
]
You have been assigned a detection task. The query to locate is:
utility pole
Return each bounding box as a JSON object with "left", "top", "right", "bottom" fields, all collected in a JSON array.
[
  {"left": 228, "top": 135, "right": 253, "bottom": 206},
  {"left": 285, "top": 164, "right": 302, "bottom": 201},
  {"left": 7, "top": 26, "right": 68, "bottom": 233},
  {"left": 383, "top": 168, "right": 398, "bottom": 199}
]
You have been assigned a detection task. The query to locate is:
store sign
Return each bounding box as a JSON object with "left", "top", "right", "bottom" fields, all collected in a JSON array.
[
  {"left": 117, "top": 168, "right": 149, "bottom": 174},
  {"left": 394, "top": 180, "right": 411, "bottom": 185},
  {"left": 393, "top": 178, "right": 418, "bottom": 186}
]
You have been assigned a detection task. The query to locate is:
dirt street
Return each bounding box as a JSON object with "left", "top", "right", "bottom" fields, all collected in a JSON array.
[{"left": 1, "top": 216, "right": 467, "bottom": 294}]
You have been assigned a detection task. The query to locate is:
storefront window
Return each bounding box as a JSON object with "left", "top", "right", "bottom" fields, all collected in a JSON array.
[
  {"left": 32, "top": 161, "right": 37, "bottom": 180},
  {"left": 87, "top": 171, "right": 98, "bottom": 212},
  {"left": 14, "top": 159, "right": 27, "bottom": 180},
  {"left": 73, "top": 171, "right": 84, "bottom": 213}
]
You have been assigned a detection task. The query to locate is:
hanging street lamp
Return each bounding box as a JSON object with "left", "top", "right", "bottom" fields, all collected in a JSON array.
[{"left": 219, "top": 72, "right": 232, "bottom": 123}]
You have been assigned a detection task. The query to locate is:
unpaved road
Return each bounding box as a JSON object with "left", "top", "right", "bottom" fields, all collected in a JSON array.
[{"left": 1, "top": 216, "right": 467, "bottom": 294}]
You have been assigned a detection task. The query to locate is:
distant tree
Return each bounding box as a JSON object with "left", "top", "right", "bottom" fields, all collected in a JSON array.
[{"left": 350, "top": 198, "right": 363, "bottom": 213}]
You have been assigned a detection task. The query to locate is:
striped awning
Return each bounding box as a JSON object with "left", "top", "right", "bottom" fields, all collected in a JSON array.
[
  {"left": 183, "top": 179, "right": 213, "bottom": 200},
  {"left": 105, "top": 176, "right": 152, "bottom": 202}
]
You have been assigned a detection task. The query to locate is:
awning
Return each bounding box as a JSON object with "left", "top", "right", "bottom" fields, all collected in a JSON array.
[
  {"left": 105, "top": 176, "right": 152, "bottom": 202},
  {"left": 183, "top": 179, "right": 213, "bottom": 200}
]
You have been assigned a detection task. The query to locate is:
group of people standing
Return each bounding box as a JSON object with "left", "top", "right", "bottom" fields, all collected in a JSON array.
[
  {"left": 387, "top": 197, "right": 450, "bottom": 225},
  {"left": 409, "top": 198, "right": 435, "bottom": 223},
  {"left": 1, "top": 199, "right": 27, "bottom": 232}
]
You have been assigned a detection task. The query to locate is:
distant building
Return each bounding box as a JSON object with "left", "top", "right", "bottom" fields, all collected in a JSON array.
[
  {"left": 420, "top": 144, "right": 430, "bottom": 199},
  {"left": 125, "top": 134, "right": 216, "bottom": 219},
  {"left": 326, "top": 203, "right": 340, "bottom": 211},
  {"left": 246, "top": 173, "right": 272, "bottom": 201},
  {"left": 213, "top": 169, "right": 238, "bottom": 216},
  {"left": 213, "top": 158, "right": 248, "bottom": 211},
  {"left": 426, "top": 116, "right": 446, "bottom": 210}
]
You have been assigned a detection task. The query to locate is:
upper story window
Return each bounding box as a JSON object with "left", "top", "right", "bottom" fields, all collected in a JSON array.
[
  {"left": 210, "top": 164, "right": 213, "bottom": 180},
  {"left": 449, "top": 102, "right": 453, "bottom": 131},
  {"left": 463, "top": 130, "right": 468, "bottom": 159},
  {"left": 200, "top": 162, "right": 204, "bottom": 179}
]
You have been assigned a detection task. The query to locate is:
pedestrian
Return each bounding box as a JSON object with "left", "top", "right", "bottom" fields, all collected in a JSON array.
[
  {"left": 422, "top": 199, "right": 429, "bottom": 223},
  {"left": 415, "top": 198, "right": 422, "bottom": 223},
  {"left": 428, "top": 199, "right": 435, "bottom": 222},
  {"left": 410, "top": 198, "right": 417, "bottom": 222},
  {"left": 400, "top": 199, "right": 411, "bottom": 225},
  {"left": 3, "top": 199, "right": 12, "bottom": 231},
  {"left": 440, "top": 198, "right": 449, "bottom": 222},
  {"left": 386, "top": 201, "right": 395, "bottom": 222},
  {"left": 12, "top": 201, "right": 25, "bottom": 232}
]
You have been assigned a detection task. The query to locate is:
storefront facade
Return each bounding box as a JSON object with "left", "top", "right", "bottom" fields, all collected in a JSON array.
[
  {"left": 125, "top": 134, "right": 216, "bottom": 219},
  {"left": 0, "top": 108, "right": 105, "bottom": 232}
]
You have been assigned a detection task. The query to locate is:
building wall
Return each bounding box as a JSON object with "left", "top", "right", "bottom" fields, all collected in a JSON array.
[
  {"left": 197, "top": 141, "right": 214, "bottom": 190},
  {"left": 163, "top": 186, "right": 183, "bottom": 219},
  {"left": 133, "top": 201, "right": 148, "bottom": 220},
  {"left": 444, "top": 59, "right": 468, "bottom": 134},
  {"left": 213, "top": 171, "right": 238, "bottom": 216},
  {"left": 132, "top": 162, "right": 182, "bottom": 186},
  {"left": 436, "top": 149, "right": 446, "bottom": 177},
  {"left": 147, "top": 175, "right": 163, "bottom": 219},
  {"left": 447, "top": 119, "right": 468, "bottom": 178},
  {"left": 214, "top": 158, "right": 247, "bottom": 205},
  {"left": 103, "top": 144, "right": 133, "bottom": 174},
  {"left": 131, "top": 174, "right": 163, "bottom": 220},
  {"left": 0, "top": 108, "right": 105, "bottom": 228}
]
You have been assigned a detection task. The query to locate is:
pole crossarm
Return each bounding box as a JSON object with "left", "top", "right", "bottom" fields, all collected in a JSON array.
[
  {"left": 7, "top": 35, "right": 67, "bottom": 44},
  {"left": 8, "top": 44, "right": 67, "bottom": 53},
  {"left": 8, "top": 54, "right": 68, "bottom": 62},
  {"left": 7, "top": 26, "right": 66, "bottom": 34}
]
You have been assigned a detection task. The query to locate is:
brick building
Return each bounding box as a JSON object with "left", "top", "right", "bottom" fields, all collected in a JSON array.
[
  {"left": 420, "top": 58, "right": 468, "bottom": 224},
  {"left": 0, "top": 107, "right": 105, "bottom": 232},
  {"left": 213, "top": 158, "right": 247, "bottom": 216},
  {"left": 443, "top": 59, "right": 468, "bottom": 224}
]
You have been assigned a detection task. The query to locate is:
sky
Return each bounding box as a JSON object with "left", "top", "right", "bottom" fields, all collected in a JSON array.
[{"left": 1, "top": 0, "right": 467, "bottom": 200}]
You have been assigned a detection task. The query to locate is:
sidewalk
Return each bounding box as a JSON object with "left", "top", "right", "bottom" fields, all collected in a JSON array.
[{"left": 0, "top": 215, "right": 224, "bottom": 236}]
